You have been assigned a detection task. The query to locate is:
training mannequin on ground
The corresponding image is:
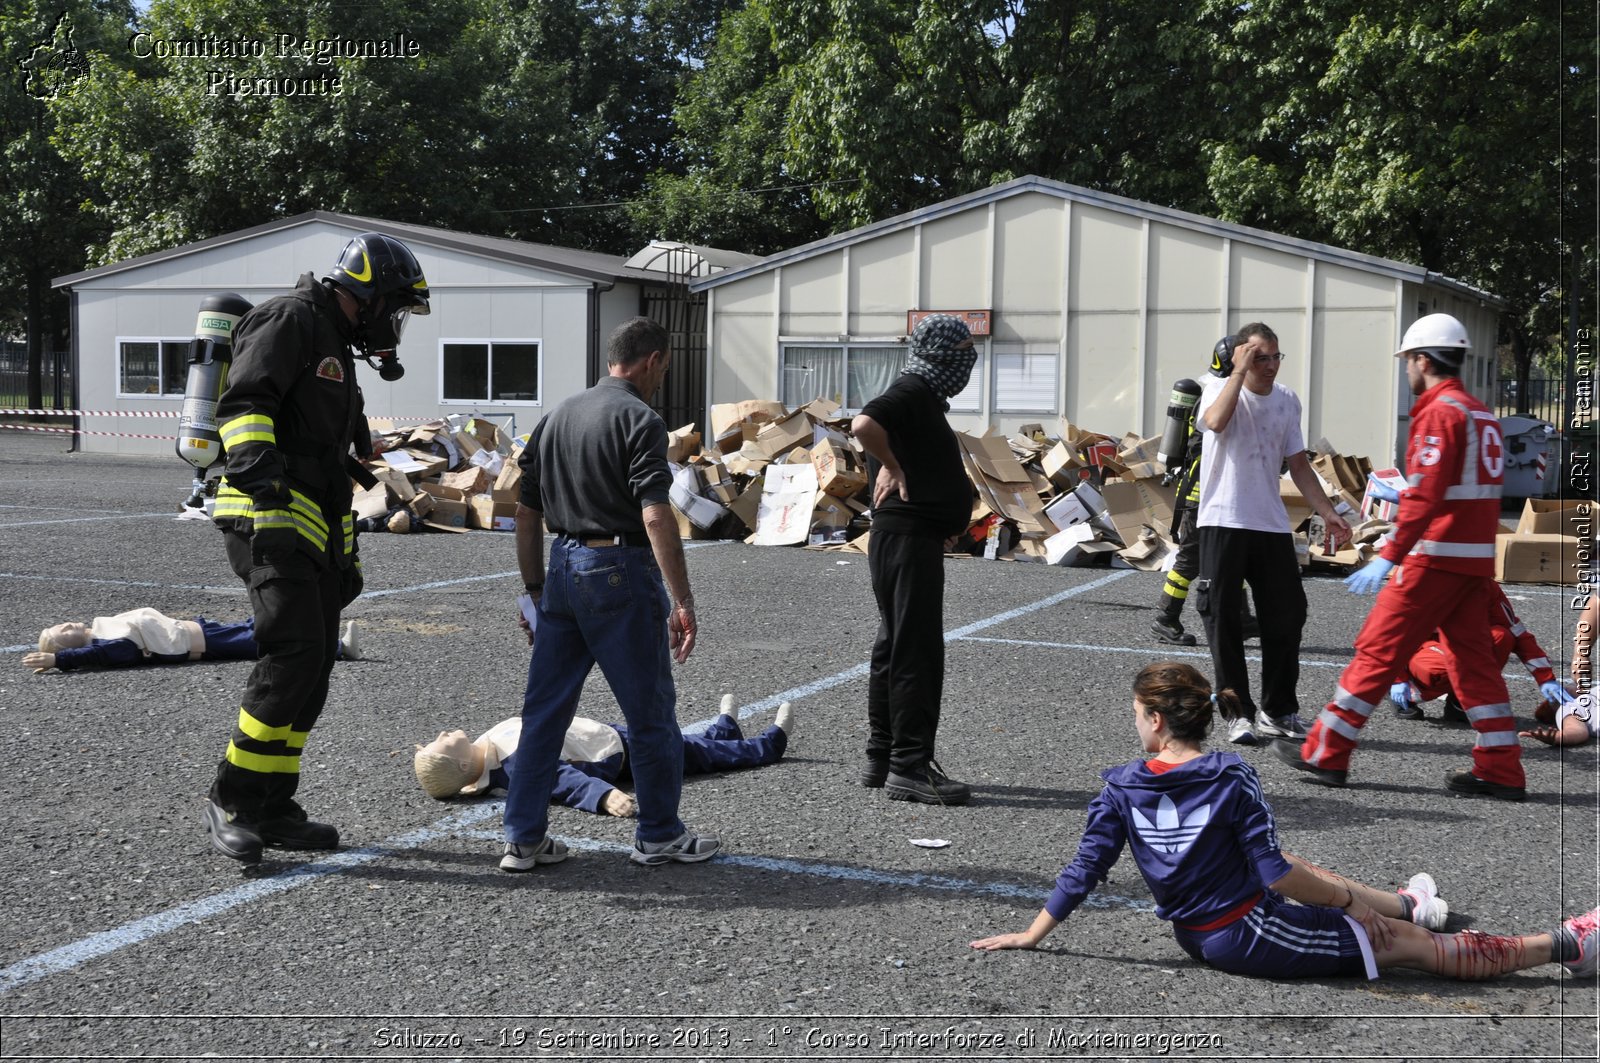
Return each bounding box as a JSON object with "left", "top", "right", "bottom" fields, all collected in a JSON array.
[
  {"left": 414, "top": 695, "right": 792, "bottom": 816},
  {"left": 23, "top": 609, "right": 360, "bottom": 673}
]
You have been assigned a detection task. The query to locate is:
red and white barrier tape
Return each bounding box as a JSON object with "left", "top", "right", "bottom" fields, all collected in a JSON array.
[
  {"left": 0, "top": 408, "right": 179, "bottom": 417},
  {"left": 0, "top": 408, "right": 458, "bottom": 421},
  {"left": 0, "top": 423, "right": 178, "bottom": 440}
]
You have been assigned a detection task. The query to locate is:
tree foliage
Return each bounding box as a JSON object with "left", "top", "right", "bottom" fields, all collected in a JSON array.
[
  {"left": 1200, "top": 0, "right": 1591, "bottom": 382},
  {"left": 0, "top": 0, "right": 131, "bottom": 400}
]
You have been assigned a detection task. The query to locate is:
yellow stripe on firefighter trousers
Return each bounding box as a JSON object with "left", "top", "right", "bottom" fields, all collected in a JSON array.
[
  {"left": 219, "top": 413, "right": 276, "bottom": 447},
  {"left": 235, "top": 707, "right": 311, "bottom": 748},
  {"left": 224, "top": 742, "right": 302, "bottom": 774}
]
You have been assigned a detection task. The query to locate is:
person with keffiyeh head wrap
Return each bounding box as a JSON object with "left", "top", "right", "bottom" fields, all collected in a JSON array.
[{"left": 849, "top": 314, "right": 980, "bottom": 805}]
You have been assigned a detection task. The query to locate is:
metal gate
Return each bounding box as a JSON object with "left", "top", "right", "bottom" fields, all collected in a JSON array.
[{"left": 636, "top": 245, "right": 708, "bottom": 434}]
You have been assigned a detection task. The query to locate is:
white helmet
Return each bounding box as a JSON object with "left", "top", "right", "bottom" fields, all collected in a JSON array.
[{"left": 1396, "top": 313, "right": 1470, "bottom": 358}]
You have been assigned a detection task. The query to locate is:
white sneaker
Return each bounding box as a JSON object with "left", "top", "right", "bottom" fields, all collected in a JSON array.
[
  {"left": 774, "top": 701, "right": 794, "bottom": 736},
  {"left": 339, "top": 620, "right": 361, "bottom": 661},
  {"left": 1228, "top": 717, "right": 1258, "bottom": 746},
  {"left": 1400, "top": 872, "right": 1449, "bottom": 931},
  {"left": 1254, "top": 710, "right": 1308, "bottom": 739}
]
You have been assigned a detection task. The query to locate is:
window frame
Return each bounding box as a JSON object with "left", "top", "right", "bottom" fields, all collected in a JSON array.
[
  {"left": 115, "top": 336, "right": 190, "bottom": 400},
  {"left": 780, "top": 339, "right": 986, "bottom": 414},
  {"left": 989, "top": 343, "right": 1060, "bottom": 415},
  {"left": 437, "top": 337, "right": 544, "bottom": 407}
]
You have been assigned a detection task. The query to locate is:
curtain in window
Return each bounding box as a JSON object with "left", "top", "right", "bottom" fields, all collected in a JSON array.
[
  {"left": 782, "top": 346, "right": 845, "bottom": 407},
  {"left": 846, "top": 346, "right": 906, "bottom": 408}
]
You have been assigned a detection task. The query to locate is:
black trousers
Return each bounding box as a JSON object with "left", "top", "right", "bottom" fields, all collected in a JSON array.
[
  {"left": 866, "top": 530, "right": 946, "bottom": 773},
  {"left": 1156, "top": 507, "right": 1201, "bottom": 618},
  {"left": 211, "top": 529, "right": 343, "bottom": 818},
  {"left": 1195, "top": 526, "right": 1306, "bottom": 720}
]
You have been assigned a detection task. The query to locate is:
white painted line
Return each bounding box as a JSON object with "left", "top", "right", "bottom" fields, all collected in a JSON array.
[
  {"left": 0, "top": 803, "right": 504, "bottom": 995},
  {"left": 459, "top": 831, "right": 1151, "bottom": 912},
  {"left": 702, "top": 570, "right": 1136, "bottom": 729},
  {"left": 0, "top": 572, "right": 232, "bottom": 593},
  {"left": 0, "top": 512, "right": 176, "bottom": 529}
]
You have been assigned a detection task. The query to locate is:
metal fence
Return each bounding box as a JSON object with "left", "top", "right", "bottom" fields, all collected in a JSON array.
[
  {"left": 1495, "top": 372, "right": 1564, "bottom": 426},
  {"left": 0, "top": 341, "right": 72, "bottom": 408}
]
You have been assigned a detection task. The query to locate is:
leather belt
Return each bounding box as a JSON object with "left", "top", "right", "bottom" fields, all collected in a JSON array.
[{"left": 561, "top": 531, "right": 650, "bottom": 548}]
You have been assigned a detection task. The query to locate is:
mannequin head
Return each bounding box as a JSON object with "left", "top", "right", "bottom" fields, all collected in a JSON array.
[
  {"left": 39, "top": 622, "right": 91, "bottom": 653},
  {"left": 413, "top": 729, "right": 485, "bottom": 798}
]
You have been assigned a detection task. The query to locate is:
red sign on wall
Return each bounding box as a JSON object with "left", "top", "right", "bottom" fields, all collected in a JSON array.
[{"left": 906, "top": 309, "right": 992, "bottom": 337}]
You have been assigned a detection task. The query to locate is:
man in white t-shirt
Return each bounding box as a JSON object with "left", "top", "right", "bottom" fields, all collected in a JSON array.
[{"left": 1195, "top": 323, "right": 1350, "bottom": 745}]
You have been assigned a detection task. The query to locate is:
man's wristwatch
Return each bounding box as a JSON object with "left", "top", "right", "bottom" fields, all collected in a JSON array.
[{"left": 524, "top": 581, "right": 544, "bottom": 595}]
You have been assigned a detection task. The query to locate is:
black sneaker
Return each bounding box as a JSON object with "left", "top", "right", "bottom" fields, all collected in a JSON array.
[
  {"left": 1271, "top": 738, "right": 1347, "bottom": 787},
  {"left": 1440, "top": 694, "right": 1469, "bottom": 724},
  {"left": 861, "top": 758, "right": 889, "bottom": 788},
  {"left": 885, "top": 761, "right": 971, "bottom": 805},
  {"left": 203, "top": 800, "right": 263, "bottom": 864},
  {"left": 1151, "top": 615, "right": 1197, "bottom": 646},
  {"left": 1445, "top": 770, "right": 1526, "bottom": 802}
]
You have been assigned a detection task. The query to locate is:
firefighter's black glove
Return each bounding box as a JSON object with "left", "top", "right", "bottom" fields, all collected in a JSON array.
[{"left": 341, "top": 562, "right": 364, "bottom": 607}]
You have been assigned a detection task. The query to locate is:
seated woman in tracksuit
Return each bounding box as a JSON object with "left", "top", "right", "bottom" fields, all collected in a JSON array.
[
  {"left": 412, "top": 695, "right": 792, "bottom": 818},
  {"left": 23, "top": 608, "right": 359, "bottom": 672},
  {"left": 970, "top": 660, "right": 1597, "bottom": 981}
]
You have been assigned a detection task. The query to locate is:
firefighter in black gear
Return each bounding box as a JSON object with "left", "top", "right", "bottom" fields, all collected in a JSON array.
[
  {"left": 203, "top": 232, "right": 429, "bottom": 864},
  {"left": 1150, "top": 337, "right": 1258, "bottom": 646}
]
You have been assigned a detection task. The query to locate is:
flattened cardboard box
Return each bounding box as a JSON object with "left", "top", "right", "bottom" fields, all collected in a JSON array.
[
  {"left": 423, "top": 497, "right": 470, "bottom": 531},
  {"left": 1098, "top": 479, "right": 1175, "bottom": 546}
]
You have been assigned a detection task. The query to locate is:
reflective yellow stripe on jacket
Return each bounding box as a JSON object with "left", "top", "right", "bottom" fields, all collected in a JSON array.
[
  {"left": 215, "top": 484, "right": 331, "bottom": 552},
  {"left": 218, "top": 413, "right": 276, "bottom": 449}
]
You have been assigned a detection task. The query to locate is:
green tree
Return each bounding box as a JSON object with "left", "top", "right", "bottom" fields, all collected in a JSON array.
[
  {"left": 0, "top": 0, "right": 130, "bottom": 406},
  {"left": 1200, "top": 0, "right": 1591, "bottom": 408},
  {"left": 637, "top": 0, "right": 1219, "bottom": 252},
  {"left": 49, "top": 0, "right": 729, "bottom": 260}
]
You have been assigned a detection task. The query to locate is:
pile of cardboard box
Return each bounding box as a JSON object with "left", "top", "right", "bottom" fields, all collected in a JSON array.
[
  {"left": 658, "top": 402, "right": 1391, "bottom": 574},
  {"left": 1496, "top": 499, "right": 1591, "bottom": 584},
  {"left": 353, "top": 417, "right": 522, "bottom": 533}
]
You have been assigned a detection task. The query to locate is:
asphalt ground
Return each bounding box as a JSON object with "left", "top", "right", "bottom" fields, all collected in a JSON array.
[{"left": 0, "top": 431, "right": 1595, "bottom": 1062}]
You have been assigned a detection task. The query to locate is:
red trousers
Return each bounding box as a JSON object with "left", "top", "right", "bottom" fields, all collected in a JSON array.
[
  {"left": 1301, "top": 566, "right": 1523, "bottom": 787},
  {"left": 1407, "top": 627, "right": 1516, "bottom": 701}
]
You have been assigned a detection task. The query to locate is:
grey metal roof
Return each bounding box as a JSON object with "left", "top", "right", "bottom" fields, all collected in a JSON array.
[
  {"left": 688, "top": 174, "right": 1502, "bottom": 307},
  {"left": 53, "top": 210, "right": 663, "bottom": 288}
]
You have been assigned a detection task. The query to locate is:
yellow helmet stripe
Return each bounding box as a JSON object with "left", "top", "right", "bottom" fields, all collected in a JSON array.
[{"left": 346, "top": 250, "right": 373, "bottom": 283}]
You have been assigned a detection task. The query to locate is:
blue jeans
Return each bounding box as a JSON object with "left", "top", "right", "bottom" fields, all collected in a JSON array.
[{"left": 503, "top": 538, "right": 685, "bottom": 845}]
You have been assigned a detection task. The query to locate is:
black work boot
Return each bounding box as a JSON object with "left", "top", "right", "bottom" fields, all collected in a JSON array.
[
  {"left": 203, "top": 800, "right": 264, "bottom": 864},
  {"left": 258, "top": 800, "right": 340, "bottom": 850},
  {"left": 1151, "top": 612, "right": 1197, "bottom": 646}
]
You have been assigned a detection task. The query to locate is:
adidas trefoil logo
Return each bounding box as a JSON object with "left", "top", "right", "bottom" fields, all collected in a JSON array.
[{"left": 1131, "top": 794, "right": 1210, "bottom": 854}]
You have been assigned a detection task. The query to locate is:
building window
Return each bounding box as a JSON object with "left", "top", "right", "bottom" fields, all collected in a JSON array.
[
  {"left": 117, "top": 339, "right": 189, "bottom": 397},
  {"left": 781, "top": 344, "right": 914, "bottom": 410},
  {"left": 441, "top": 340, "right": 541, "bottom": 405},
  {"left": 992, "top": 344, "right": 1058, "bottom": 413}
]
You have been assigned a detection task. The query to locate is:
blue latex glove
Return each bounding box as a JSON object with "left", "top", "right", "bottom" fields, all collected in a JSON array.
[
  {"left": 1366, "top": 476, "right": 1400, "bottom": 504},
  {"left": 1390, "top": 681, "right": 1415, "bottom": 707},
  {"left": 1345, "top": 557, "right": 1395, "bottom": 594},
  {"left": 1540, "top": 680, "right": 1574, "bottom": 705}
]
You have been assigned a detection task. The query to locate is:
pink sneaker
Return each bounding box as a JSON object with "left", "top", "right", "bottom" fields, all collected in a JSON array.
[{"left": 1560, "top": 908, "right": 1600, "bottom": 977}]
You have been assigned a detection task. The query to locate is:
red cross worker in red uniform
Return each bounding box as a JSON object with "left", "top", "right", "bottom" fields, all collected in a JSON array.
[{"left": 1276, "top": 314, "right": 1527, "bottom": 799}]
